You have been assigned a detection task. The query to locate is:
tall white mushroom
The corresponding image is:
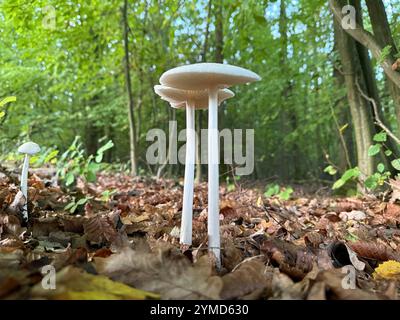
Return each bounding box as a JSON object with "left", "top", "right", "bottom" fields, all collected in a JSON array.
[
  {"left": 160, "top": 63, "right": 260, "bottom": 267},
  {"left": 154, "top": 85, "right": 234, "bottom": 249},
  {"left": 18, "top": 141, "right": 41, "bottom": 221}
]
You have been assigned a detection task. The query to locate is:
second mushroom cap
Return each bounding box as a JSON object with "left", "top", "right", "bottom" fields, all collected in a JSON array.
[{"left": 154, "top": 85, "right": 234, "bottom": 109}]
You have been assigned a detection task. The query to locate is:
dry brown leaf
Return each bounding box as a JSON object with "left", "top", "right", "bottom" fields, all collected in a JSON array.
[
  {"left": 83, "top": 215, "right": 119, "bottom": 245},
  {"left": 349, "top": 241, "right": 400, "bottom": 262},
  {"left": 95, "top": 246, "right": 223, "bottom": 300},
  {"left": 220, "top": 259, "right": 268, "bottom": 299},
  {"left": 261, "top": 238, "right": 315, "bottom": 280}
]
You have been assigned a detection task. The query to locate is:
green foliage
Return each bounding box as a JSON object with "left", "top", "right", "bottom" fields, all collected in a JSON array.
[
  {"left": 0, "top": 96, "right": 16, "bottom": 119},
  {"left": 324, "top": 165, "right": 337, "bottom": 175},
  {"left": 368, "top": 144, "right": 381, "bottom": 157},
  {"left": 373, "top": 132, "right": 387, "bottom": 142},
  {"left": 332, "top": 167, "right": 360, "bottom": 190},
  {"left": 100, "top": 189, "right": 116, "bottom": 202},
  {"left": 64, "top": 196, "right": 91, "bottom": 214},
  {"left": 391, "top": 159, "right": 400, "bottom": 171},
  {"left": 57, "top": 136, "right": 113, "bottom": 188},
  {"left": 30, "top": 148, "right": 59, "bottom": 167},
  {"left": 264, "top": 184, "right": 294, "bottom": 200},
  {"left": 378, "top": 45, "right": 392, "bottom": 65}
]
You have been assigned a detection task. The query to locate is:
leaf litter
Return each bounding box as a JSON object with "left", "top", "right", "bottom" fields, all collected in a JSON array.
[{"left": 0, "top": 168, "right": 399, "bottom": 300}]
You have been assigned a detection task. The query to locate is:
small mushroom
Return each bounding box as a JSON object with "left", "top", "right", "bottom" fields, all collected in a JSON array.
[
  {"left": 18, "top": 141, "right": 40, "bottom": 221},
  {"left": 154, "top": 85, "right": 234, "bottom": 248},
  {"left": 160, "top": 63, "right": 260, "bottom": 267}
]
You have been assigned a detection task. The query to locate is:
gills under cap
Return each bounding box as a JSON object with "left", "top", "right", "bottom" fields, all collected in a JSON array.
[{"left": 154, "top": 85, "right": 234, "bottom": 109}]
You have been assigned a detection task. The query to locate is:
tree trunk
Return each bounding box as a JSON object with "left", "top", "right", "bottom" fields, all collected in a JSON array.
[
  {"left": 333, "top": 13, "right": 374, "bottom": 178},
  {"left": 122, "top": 0, "right": 137, "bottom": 176},
  {"left": 214, "top": 0, "right": 223, "bottom": 64},
  {"left": 365, "top": 0, "right": 400, "bottom": 129},
  {"left": 329, "top": 0, "right": 400, "bottom": 89},
  {"left": 353, "top": 0, "right": 398, "bottom": 166},
  {"left": 195, "top": 0, "right": 213, "bottom": 184},
  {"left": 278, "top": 0, "right": 294, "bottom": 180}
]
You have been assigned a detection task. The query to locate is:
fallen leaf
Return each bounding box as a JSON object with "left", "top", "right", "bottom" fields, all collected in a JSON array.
[
  {"left": 220, "top": 259, "right": 268, "bottom": 299},
  {"left": 95, "top": 246, "right": 223, "bottom": 299},
  {"left": 30, "top": 266, "right": 159, "bottom": 300}
]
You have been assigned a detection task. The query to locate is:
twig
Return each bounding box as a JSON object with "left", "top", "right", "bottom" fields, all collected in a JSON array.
[
  {"left": 329, "top": 100, "right": 352, "bottom": 169},
  {"left": 355, "top": 80, "right": 400, "bottom": 145}
]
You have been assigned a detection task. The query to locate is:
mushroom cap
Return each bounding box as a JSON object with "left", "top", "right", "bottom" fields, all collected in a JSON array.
[
  {"left": 154, "top": 85, "right": 234, "bottom": 109},
  {"left": 18, "top": 142, "right": 41, "bottom": 155},
  {"left": 159, "top": 63, "right": 261, "bottom": 90}
]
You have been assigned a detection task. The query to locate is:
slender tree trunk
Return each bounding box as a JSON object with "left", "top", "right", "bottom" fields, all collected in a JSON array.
[
  {"left": 195, "top": 0, "right": 213, "bottom": 184},
  {"left": 334, "top": 14, "right": 374, "bottom": 178},
  {"left": 278, "top": 0, "right": 292, "bottom": 180},
  {"left": 353, "top": 0, "right": 398, "bottom": 166},
  {"left": 122, "top": 0, "right": 137, "bottom": 176},
  {"left": 365, "top": 0, "right": 400, "bottom": 128},
  {"left": 215, "top": 0, "right": 225, "bottom": 144},
  {"left": 214, "top": 0, "right": 223, "bottom": 64}
]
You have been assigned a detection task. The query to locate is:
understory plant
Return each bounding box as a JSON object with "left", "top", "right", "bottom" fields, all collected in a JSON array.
[
  {"left": 56, "top": 136, "right": 114, "bottom": 188},
  {"left": 326, "top": 131, "right": 399, "bottom": 193},
  {"left": 264, "top": 183, "right": 294, "bottom": 200}
]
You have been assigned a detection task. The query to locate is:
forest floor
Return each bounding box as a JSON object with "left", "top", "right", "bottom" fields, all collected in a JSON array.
[{"left": 1, "top": 167, "right": 400, "bottom": 300}]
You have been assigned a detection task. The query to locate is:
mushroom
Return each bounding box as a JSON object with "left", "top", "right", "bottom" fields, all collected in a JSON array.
[
  {"left": 160, "top": 63, "right": 260, "bottom": 266},
  {"left": 18, "top": 141, "right": 40, "bottom": 221},
  {"left": 154, "top": 85, "right": 234, "bottom": 249}
]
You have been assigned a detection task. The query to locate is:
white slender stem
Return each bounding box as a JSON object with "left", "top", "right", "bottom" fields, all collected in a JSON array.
[
  {"left": 180, "top": 101, "right": 196, "bottom": 246},
  {"left": 20, "top": 154, "right": 30, "bottom": 221},
  {"left": 208, "top": 87, "right": 221, "bottom": 267}
]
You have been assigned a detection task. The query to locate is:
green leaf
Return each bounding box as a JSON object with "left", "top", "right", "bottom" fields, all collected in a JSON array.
[
  {"left": 64, "top": 202, "right": 75, "bottom": 210},
  {"left": 391, "top": 159, "right": 400, "bottom": 171},
  {"left": 45, "top": 150, "right": 59, "bottom": 163},
  {"left": 332, "top": 179, "right": 345, "bottom": 190},
  {"left": 365, "top": 175, "right": 378, "bottom": 189},
  {"left": 385, "top": 149, "right": 393, "bottom": 157},
  {"left": 0, "top": 111, "right": 5, "bottom": 118},
  {"left": 264, "top": 184, "right": 280, "bottom": 197},
  {"left": 373, "top": 132, "right": 387, "bottom": 142},
  {"left": 324, "top": 165, "right": 337, "bottom": 175},
  {"left": 377, "top": 163, "right": 385, "bottom": 173},
  {"left": 341, "top": 167, "right": 360, "bottom": 182},
  {"left": 86, "top": 170, "right": 97, "bottom": 182},
  {"left": 0, "top": 96, "right": 16, "bottom": 108},
  {"left": 97, "top": 140, "right": 114, "bottom": 155},
  {"left": 65, "top": 173, "right": 75, "bottom": 186},
  {"left": 76, "top": 198, "right": 88, "bottom": 206},
  {"left": 378, "top": 45, "right": 392, "bottom": 65},
  {"left": 278, "top": 187, "right": 293, "bottom": 200},
  {"left": 95, "top": 154, "right": 103, "bottom": 163},
  {"left": 339, "top": 123, "right": 348, "bottom": 133},
  {"left": 368, "top": 144, "right": 381, "bottom": 157}
]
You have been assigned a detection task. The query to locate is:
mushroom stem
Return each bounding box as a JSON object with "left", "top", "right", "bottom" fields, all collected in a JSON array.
[
  {"left": 20, "top": 154, "right": 30, "bottom": 221},
  {"left": 180, "top": 101, "right": 196, "bottom": 246},
  {"left": 208, "top": 87, "right": 221, "bottom": 267}
]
